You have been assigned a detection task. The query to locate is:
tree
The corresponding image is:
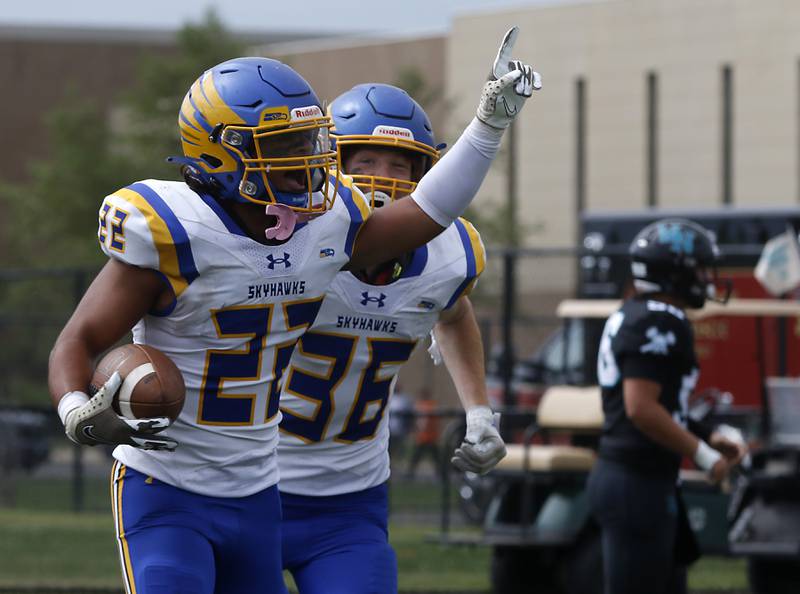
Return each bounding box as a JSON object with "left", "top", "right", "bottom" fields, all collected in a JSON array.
[
  {"left": 0, "top": 10, "right": 246, "bottom": 405},
  {"left": 119, "top": 9, "right": 246, "bottom": 181},
  {"left": 1, "top": 95, "right": 128, "bottom": 268},
  {"left": 392, "top": 66, "right": 444, "bottom": 112},
  {"left": 0, "top": 9, "right": 245, "bottom": 269}
]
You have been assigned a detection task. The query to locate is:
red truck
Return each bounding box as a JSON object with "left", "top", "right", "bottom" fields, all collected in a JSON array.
[{"left": 491, "top": 206, "right": 800, "bottom": 420}]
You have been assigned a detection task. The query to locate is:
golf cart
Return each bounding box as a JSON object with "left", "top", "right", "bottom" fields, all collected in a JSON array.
[
  {"left": 439, "top": 297, "right": 798, "bottom": 594},
  {"left": 728, "top": 375, "right": 800, "bottom": 593}
]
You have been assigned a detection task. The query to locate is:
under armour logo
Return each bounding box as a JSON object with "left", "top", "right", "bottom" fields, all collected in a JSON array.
[
  {"left": 657, "top": 223, "right": 695, "bottom": 255},
  {"left": 360, "top": 291, "right": 387, "bottom": 307},
  {"left": 640, "top": 327, "right": 676, "bottom": 355},
  {"left": 266, "top": 253, "right": 291, "bottom": 270}
]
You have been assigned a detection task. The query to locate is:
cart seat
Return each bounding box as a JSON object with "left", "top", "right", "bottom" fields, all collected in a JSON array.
[
  {"left": 535, "top": 385, "right": 604, "bottom": 432},
  {"left": 496, "top": 385, "right": 603, "bottom": 472},
  {"left": 497, "top": 444, "right": 597, "bottom": 472}
]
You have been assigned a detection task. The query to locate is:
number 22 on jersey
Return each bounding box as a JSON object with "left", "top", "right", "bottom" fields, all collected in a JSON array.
[{"left": 198, "top": 298, "right": 322, "bottom": 426}]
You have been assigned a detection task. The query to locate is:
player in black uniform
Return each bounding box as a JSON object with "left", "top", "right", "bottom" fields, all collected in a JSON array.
[{"left": 587, "top": 219, "right": 747, "bottom": 594}]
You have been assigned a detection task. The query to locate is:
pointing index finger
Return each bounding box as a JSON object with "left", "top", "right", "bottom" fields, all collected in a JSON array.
[{"left": 492, "top": 26, "right": 519, "bottom": 79}]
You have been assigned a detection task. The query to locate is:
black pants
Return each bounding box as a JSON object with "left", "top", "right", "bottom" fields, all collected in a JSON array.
[{"left": 587, "top": 458, "right": 688, "bottom": 594}]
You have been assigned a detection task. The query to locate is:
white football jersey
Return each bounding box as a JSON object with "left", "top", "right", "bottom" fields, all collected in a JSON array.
[
  {"left": 96, "top": 177, "right": 370, "bottom": 497},
  {"left": 277, "top": 218, "right": 485, "bottom": 496}
]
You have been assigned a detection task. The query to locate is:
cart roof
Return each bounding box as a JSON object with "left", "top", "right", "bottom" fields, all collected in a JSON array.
[{"left": 557, "top": 298, "right": 800, "bottom": 320}]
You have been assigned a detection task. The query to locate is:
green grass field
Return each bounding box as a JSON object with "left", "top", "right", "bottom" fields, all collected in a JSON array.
[
  {"left": 0, "top": 506, "right": 747, "bottom": 592},
  {"left": 0, "top": 472, "right": 749, "bottom": 592},
  {"left": 5, "top": 472, "right": 452, "bottom": 513},
  {"left": 0, "top": 507, "right": 489, "bottom": 591}
]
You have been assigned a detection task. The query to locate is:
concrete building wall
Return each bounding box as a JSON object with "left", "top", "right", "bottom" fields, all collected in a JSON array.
[
  {"left": 257, "top": 35, "right": 447, "bottom": 137},
  {"left": 0, "top": 33, "right": 176, "bottom": 184},
  {"left": 448, "top": 0, "right": 800, "bottom": 295},
  {"left": 0, "top": 26, "right": 328, "bottom": 185}
]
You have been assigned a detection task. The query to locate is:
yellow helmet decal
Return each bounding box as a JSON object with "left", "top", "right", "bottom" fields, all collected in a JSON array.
[{"left": 179, "top": 71, "right": 246, "bottom": 175}]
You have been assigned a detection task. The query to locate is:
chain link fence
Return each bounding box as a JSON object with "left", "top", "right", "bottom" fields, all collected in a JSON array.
[
  {"left": 0, "top": 227, "right": 779, "bottom": 593},
  {"left": 0, "top": 249, "right": 575, "bottom": 518}
]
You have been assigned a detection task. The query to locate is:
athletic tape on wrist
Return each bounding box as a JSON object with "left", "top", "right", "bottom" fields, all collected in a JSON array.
[
  {"left": 467, "top": 405, "right": 493, "bottom": 424},
  {"left": 693, "top": 440, "right": 722, "bottom": 472},
  {"left": 57, "top": 391, "right": 90, "bottom": 426}
]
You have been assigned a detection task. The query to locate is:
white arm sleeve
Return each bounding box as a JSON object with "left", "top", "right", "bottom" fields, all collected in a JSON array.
[{"left": 410, "top": 117, "right": 504, "bottom": 227}]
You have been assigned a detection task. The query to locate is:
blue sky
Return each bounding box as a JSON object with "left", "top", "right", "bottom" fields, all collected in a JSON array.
[{"left": 0, "top": 0, "right": 576, "bottom": 35}]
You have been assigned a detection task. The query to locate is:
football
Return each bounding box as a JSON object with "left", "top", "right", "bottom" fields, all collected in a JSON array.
[{"left": 90, "top": 343, "right": 185, "bottom": 422}]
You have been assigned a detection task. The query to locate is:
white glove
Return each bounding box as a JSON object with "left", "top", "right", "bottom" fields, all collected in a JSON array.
[
  {"left": 451, "top": 405, "right": 507, "bottom": 474},
  {"left": 61, "top": 372, "right": 178, "bottom": 451},
  {"left": 476, "top": 27, "right": 542, "bottom": 130},
  {"left": 427, "top": 331, "right": 443, "bottom": 366}
]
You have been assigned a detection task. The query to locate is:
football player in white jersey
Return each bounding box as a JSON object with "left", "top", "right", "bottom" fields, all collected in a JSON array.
[
  {"left": 278, "top": 82, "right": 512, "bottom": 594},
  {"left": 48, "top": 29, "right": 539, "bottom": 594}
]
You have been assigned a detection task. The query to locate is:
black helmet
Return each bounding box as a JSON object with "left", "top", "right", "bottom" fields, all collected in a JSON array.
[{"left": 629, "top": 218, "right": 730, "bottom": 308}]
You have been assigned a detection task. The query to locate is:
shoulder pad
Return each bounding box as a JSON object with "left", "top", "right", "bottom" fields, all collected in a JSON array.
[
  {"left": 443, "top": 217, "right": 486, "bottom": 309},
  {"left": 98, "top": 181, "right": 199, "bottom": 297},
  {"left": 331, "top": 176, "right": 370, "bottom": 258}
]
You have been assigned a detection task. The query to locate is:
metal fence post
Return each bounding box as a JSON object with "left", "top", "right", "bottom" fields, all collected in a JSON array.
[
  {"left": 500, "top": 250, "right": 516, "bottom": 411},
  {"left": 71, "top": 270, "right": 87, "bottom": 513}
]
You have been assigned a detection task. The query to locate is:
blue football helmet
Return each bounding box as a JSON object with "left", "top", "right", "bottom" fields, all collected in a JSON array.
[
  {"left": 329, "top": 83, "right": 439, "bottom": 207},
  {"left": 173, "top": 57, "right": 337, "bottom": 212}
]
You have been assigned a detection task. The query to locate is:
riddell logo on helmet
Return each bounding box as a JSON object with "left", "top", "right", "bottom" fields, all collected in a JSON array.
[
  {"left": 373, "top": 126, "right": 414, "bottom": 140},
  {"left": 291, "top": 106, "right": 323, "bottom": 121}
]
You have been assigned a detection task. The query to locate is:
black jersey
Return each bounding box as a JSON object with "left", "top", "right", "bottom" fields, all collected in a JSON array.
[{"left": 596, "top": 297, "right": 699, "bottom": 477}]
